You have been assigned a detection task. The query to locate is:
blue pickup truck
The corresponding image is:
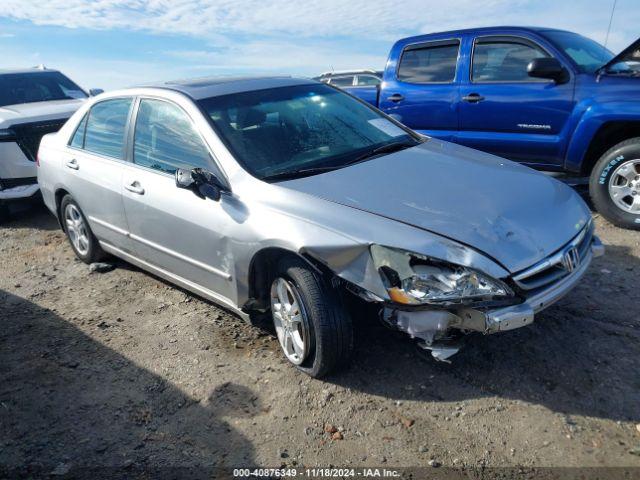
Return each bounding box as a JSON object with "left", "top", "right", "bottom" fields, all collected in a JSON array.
[{"left": 343, "top": 27, "right": 640, "bottom": 229}]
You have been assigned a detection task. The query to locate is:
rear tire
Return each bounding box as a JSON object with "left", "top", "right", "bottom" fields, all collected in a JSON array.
[
  {"left": 270, "top": 257, "right": 353, "bottom": 378},
  {"left": 590, "top": 138, "right": 640, "bottom": 230},
  {"left": 0, "top": 203, "right": 9, "bottom": 224},
  {"left": 60, "top": 195, "right": 106, "bottom": 263}
]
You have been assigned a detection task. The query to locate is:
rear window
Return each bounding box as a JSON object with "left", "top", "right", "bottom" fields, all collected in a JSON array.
[
  {"left": 398, "top": 40, "right": 460, "bottom": 83},
  {"left": 0, "top": 71, "right": 87, "bottom": 107},
  {"left": 83, "top": 98, "right": 133, "bottom": 159}
]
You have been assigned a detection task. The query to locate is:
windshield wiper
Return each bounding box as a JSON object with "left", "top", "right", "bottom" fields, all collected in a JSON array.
[
  {"left": 263, "top": 140, "right": 419, "bottom": 182},
  {"left": 351, "top": 139, "right": 417, "bottom": 164},
  {"left": 263, "top": 164, "right": 343, "bottom": 182}
]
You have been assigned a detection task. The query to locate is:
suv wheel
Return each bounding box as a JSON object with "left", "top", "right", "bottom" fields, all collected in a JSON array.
[
  {"left": 269, "top": 257, "right": 353, "bottom": 378},
  {"left": 60, "top": 195, "right": 106, "bottom": 263},
  {"left": 590, "top": 137, "right": 640, "bottom": 230}
]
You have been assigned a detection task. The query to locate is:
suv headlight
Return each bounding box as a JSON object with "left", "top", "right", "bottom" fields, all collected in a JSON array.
[
  {"left": 0, "top": 129, "right": 16, "bottom": 141},
  {"left": 371, "top": 245, "right": 512, "bottom": 305}
]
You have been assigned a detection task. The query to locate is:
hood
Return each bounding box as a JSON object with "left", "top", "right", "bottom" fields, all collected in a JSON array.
[
  {"left": 0, "top": 99, "right": 85, "bottom": 128},
  {"left": 602, "top": 37, "right": 640, "bottom": 72},
  {"left": 280, "top": 140, "right": 591, "bottom": 273}
]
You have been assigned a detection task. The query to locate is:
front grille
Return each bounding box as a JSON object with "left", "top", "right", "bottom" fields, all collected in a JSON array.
[
  {"left": 10, "top": 119, "right": 67, "bottom": 162},
  {"left": 0, "top": 176, "right": 37, "bottom": 190},
  {"left": 512, "top": 222, "right": 593, "bottom": 291}
]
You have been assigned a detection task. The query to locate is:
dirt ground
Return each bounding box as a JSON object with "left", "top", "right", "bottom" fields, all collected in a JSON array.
[{"left": 1, "top": 201, "right": 639, "bottom": 475}]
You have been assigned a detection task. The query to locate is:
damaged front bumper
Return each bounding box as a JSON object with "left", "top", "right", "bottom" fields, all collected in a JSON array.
[{"left": 382, "top": 236, "right": 604, "bottom": 361}]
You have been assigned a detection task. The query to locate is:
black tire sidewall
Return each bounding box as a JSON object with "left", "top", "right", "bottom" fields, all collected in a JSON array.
[
  {"left": 60, "top": 195, "right": 102, "bottom": 263},
  {"left": 274, "top": 258, "right": 353, "bottom": 378},
  {"left": 590, "top": 138, "right": 640, "bottom": 230}
]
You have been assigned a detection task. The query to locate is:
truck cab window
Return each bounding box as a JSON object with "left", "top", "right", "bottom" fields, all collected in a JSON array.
[
  {"left": 473, "top": 38, "right": 549, "bottom": 82},
  {"left": 398, "top": 40, "right": 460, "bottom": 83}
]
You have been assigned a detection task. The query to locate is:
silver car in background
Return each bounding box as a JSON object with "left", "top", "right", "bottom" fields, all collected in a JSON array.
[{"left": 37, "top": 77, "right": 603, "bottom": 377}]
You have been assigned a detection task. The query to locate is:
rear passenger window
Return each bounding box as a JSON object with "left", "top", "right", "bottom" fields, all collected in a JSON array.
[
  {"left": 398, "top": 41, "right": 460, "bottom": 83},
  {"left": 69, "top": 113, "right": 88, "bottom": 148},
  {"left": 472, "top": 38, "right": 549, "bottom": 82},
  {"left": 355, "top": 75, "right": 380, "bottom": 86},
  {"left": 84, "top": 98, "right": 132, "bottom": 159},
  {"left": 133, "top": 99, "right": 211, "bottom": 174},
  {"left": 329, "top": 76, "right": 355, "bottom": 87}
]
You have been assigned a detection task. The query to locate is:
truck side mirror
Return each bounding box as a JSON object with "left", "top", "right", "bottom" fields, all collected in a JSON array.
[
  {"left": 89, "top": 88, "right": 104, "bottom": 96},
  {"left": 527, "top": 58, "right": 569, "bottom": 84}
]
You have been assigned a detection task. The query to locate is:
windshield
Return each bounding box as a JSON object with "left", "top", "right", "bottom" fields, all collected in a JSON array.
[
  {"left": 542, "top": 31, "right": 614, "bottom": 74},
  {"left": 198, "top": 84, "right": 419, "bottom": 181},
  {"left": 0, "top": 71, "right": 87, "bottom": 108}
]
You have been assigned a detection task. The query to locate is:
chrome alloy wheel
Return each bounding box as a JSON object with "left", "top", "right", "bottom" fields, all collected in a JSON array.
[
  {"left": 270, "top": 277, "right": 310, "bottom": 365},
  {"left": 64, "top": 203, "right": 90, "bottom": 256},
  {"left": 608, "top": 159, "right": 640, "bottom": 213}
]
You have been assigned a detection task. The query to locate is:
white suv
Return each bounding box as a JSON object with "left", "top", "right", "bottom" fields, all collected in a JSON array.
[{"left": 0, "top": 67, "right": 99, "bottom": 218}]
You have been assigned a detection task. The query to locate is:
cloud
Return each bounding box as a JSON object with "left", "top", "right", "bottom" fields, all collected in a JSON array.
[
  {"left": 0, "top": 32, "right": 15, "bottom": 38},
  {"left": 0, "top": 0, "right": 637, "bottom": 88}
]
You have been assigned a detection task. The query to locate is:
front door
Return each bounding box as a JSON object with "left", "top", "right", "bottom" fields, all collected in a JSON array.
[
  {"left": 457, "top": 35, "right": 575, "bottom": 167},
  {"left": 121, "top": 97, "right": 235, "bottom": 304},
  {"left": 379, "top": 38, "right": 461, "bottom": 140},
  {"left": 63, "top": 97, "right": 133, "bottom": 250}
]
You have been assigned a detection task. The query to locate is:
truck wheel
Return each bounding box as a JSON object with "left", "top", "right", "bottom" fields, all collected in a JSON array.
[
  {"left": 269, "top": 257, "right": 353, "bottom": 378},
  {"left": 60, "top": 195, "right": 106, "bottom": 263},
  {"left": 590, "top": 138, "right": 640, "bottom": 230}
]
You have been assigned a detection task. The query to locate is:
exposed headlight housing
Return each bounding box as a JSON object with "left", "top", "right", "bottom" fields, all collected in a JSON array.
[{"left": 371, "top": 245, "right": 512, "bottom": 305}]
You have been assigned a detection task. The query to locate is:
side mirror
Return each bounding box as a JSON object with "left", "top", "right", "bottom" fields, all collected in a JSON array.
[
  {"left": 527, "top": 58, "right": 568, "bottom": 83},
  {"left": 89, "top": 88, "right": 104, "bottom": 96},
  {"left": 175, "top": 168, "right": 228, "bottom": 202}
]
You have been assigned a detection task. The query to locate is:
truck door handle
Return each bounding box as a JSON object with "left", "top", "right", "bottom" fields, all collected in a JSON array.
[
  {"left": 462, "top": 93, "right": 485, "bottom": 103},
  {"left": 125, "top": 181, "right": 145, "bottom": 195},
  {"left": 387, "top": 93, "right": 404, "bottom": 103},
  {"left": 65, "top": 159, "right": 79, "bottom": 170}
]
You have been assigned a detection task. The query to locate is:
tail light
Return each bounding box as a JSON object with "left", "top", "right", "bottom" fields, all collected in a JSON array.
[{"left": 36, "top": 151, "right": 40, "bottom": 167}]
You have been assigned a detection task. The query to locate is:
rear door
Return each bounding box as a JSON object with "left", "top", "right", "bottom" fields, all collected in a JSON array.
[
  {"left": 343, "top": 74, "right": 380, "bottom": 106},
  {"left": 457, "top": 34, "right": 575, "bottom": 167},
  {"left": 379, "top": 38, "right": 461, "bottom": 140},
  {"left": 63, "top": 97, "right": 133, "bottom": 250},
  {"left": 121, "top": 97, "right": 235, "bottom": 304}
]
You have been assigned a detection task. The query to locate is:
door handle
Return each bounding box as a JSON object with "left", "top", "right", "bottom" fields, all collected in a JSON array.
[
  {"left": 124, "top": 181, "right": 145, "bottom": 195},
  {"left": 65, "top": 159, "right": 79, "bottom": 170},
  {"left": 462, "top": 93, "right": 485, "bottom": 103},
  {"left": 387, "top": 93, "right": 404, "bottom": 103}
]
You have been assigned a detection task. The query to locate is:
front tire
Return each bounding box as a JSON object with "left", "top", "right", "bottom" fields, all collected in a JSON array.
[
  {"left": 270, "top": 257, "right": 353, "bottom": 378},
  {"left": 590, "top": 138, "right": 640, "bottom": 230},
  {"left": 60, "top": 195, "right": 106, "bottom": 263}
]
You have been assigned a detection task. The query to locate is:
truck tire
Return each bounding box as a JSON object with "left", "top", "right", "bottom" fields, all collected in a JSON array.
[
  {"left": 590, "top": 138, "right": 640, "bottom": 230},
  {"left": 269, "top": 256, "right": 353, "bottom": 378},
  {"left": 60, "top": 195, "right": 106, "bottom": 263}
]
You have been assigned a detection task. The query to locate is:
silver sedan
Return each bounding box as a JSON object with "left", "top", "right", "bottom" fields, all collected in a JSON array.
[{"left": 37, "top": 77, "right": 603, "bottom": 377}]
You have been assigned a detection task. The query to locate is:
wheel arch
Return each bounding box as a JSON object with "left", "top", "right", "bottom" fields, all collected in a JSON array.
[
  {"left": 243, "top": 246, "right": 334, "bottom": 313},
  {"left": 54, "top": 187, "right": 71, "bottom": 230},
  {"left": 580, "top": 121, "right": 640, "bottom": 176}
]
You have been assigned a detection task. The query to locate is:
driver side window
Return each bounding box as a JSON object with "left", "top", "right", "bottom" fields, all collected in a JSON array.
[{"left": 133, "top": 99, "right": 212, "bottom": 175}]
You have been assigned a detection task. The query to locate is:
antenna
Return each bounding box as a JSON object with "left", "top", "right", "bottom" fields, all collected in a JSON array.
[{"left": 603, "top": 0, "right": 617, "bottom": 50}]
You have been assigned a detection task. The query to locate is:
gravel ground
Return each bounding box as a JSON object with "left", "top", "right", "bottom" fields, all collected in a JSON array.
[{"left": 1, "top": 202, "right": 639, "bottom": 475}]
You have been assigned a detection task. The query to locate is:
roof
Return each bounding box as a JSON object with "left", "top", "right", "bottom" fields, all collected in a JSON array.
[
  {"left": 0, "top": 67, "right": 60, "bottom": 75},
  {"left": 318, "top": 69, "right": 380, "bottom": 77},
  {"left": 140, "top": 75, "right": 318, "bottom": 100},
  {"left": 397, "top": 26, "right": 575, "bottom": 44}
]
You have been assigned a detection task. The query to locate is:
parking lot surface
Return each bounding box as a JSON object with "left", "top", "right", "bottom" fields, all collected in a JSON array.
[{"left": 1, "top": 204, "right": 639, "bottom": 471}]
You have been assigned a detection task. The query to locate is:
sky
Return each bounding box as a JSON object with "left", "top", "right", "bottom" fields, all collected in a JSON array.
[{"left": 0, "top": 0, "right": 637, "bottom": 91}]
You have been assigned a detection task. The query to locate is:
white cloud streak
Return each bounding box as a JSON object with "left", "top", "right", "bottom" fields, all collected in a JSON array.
[{"left": 0, "top": 0, "right": 637, "bottom": 88}]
